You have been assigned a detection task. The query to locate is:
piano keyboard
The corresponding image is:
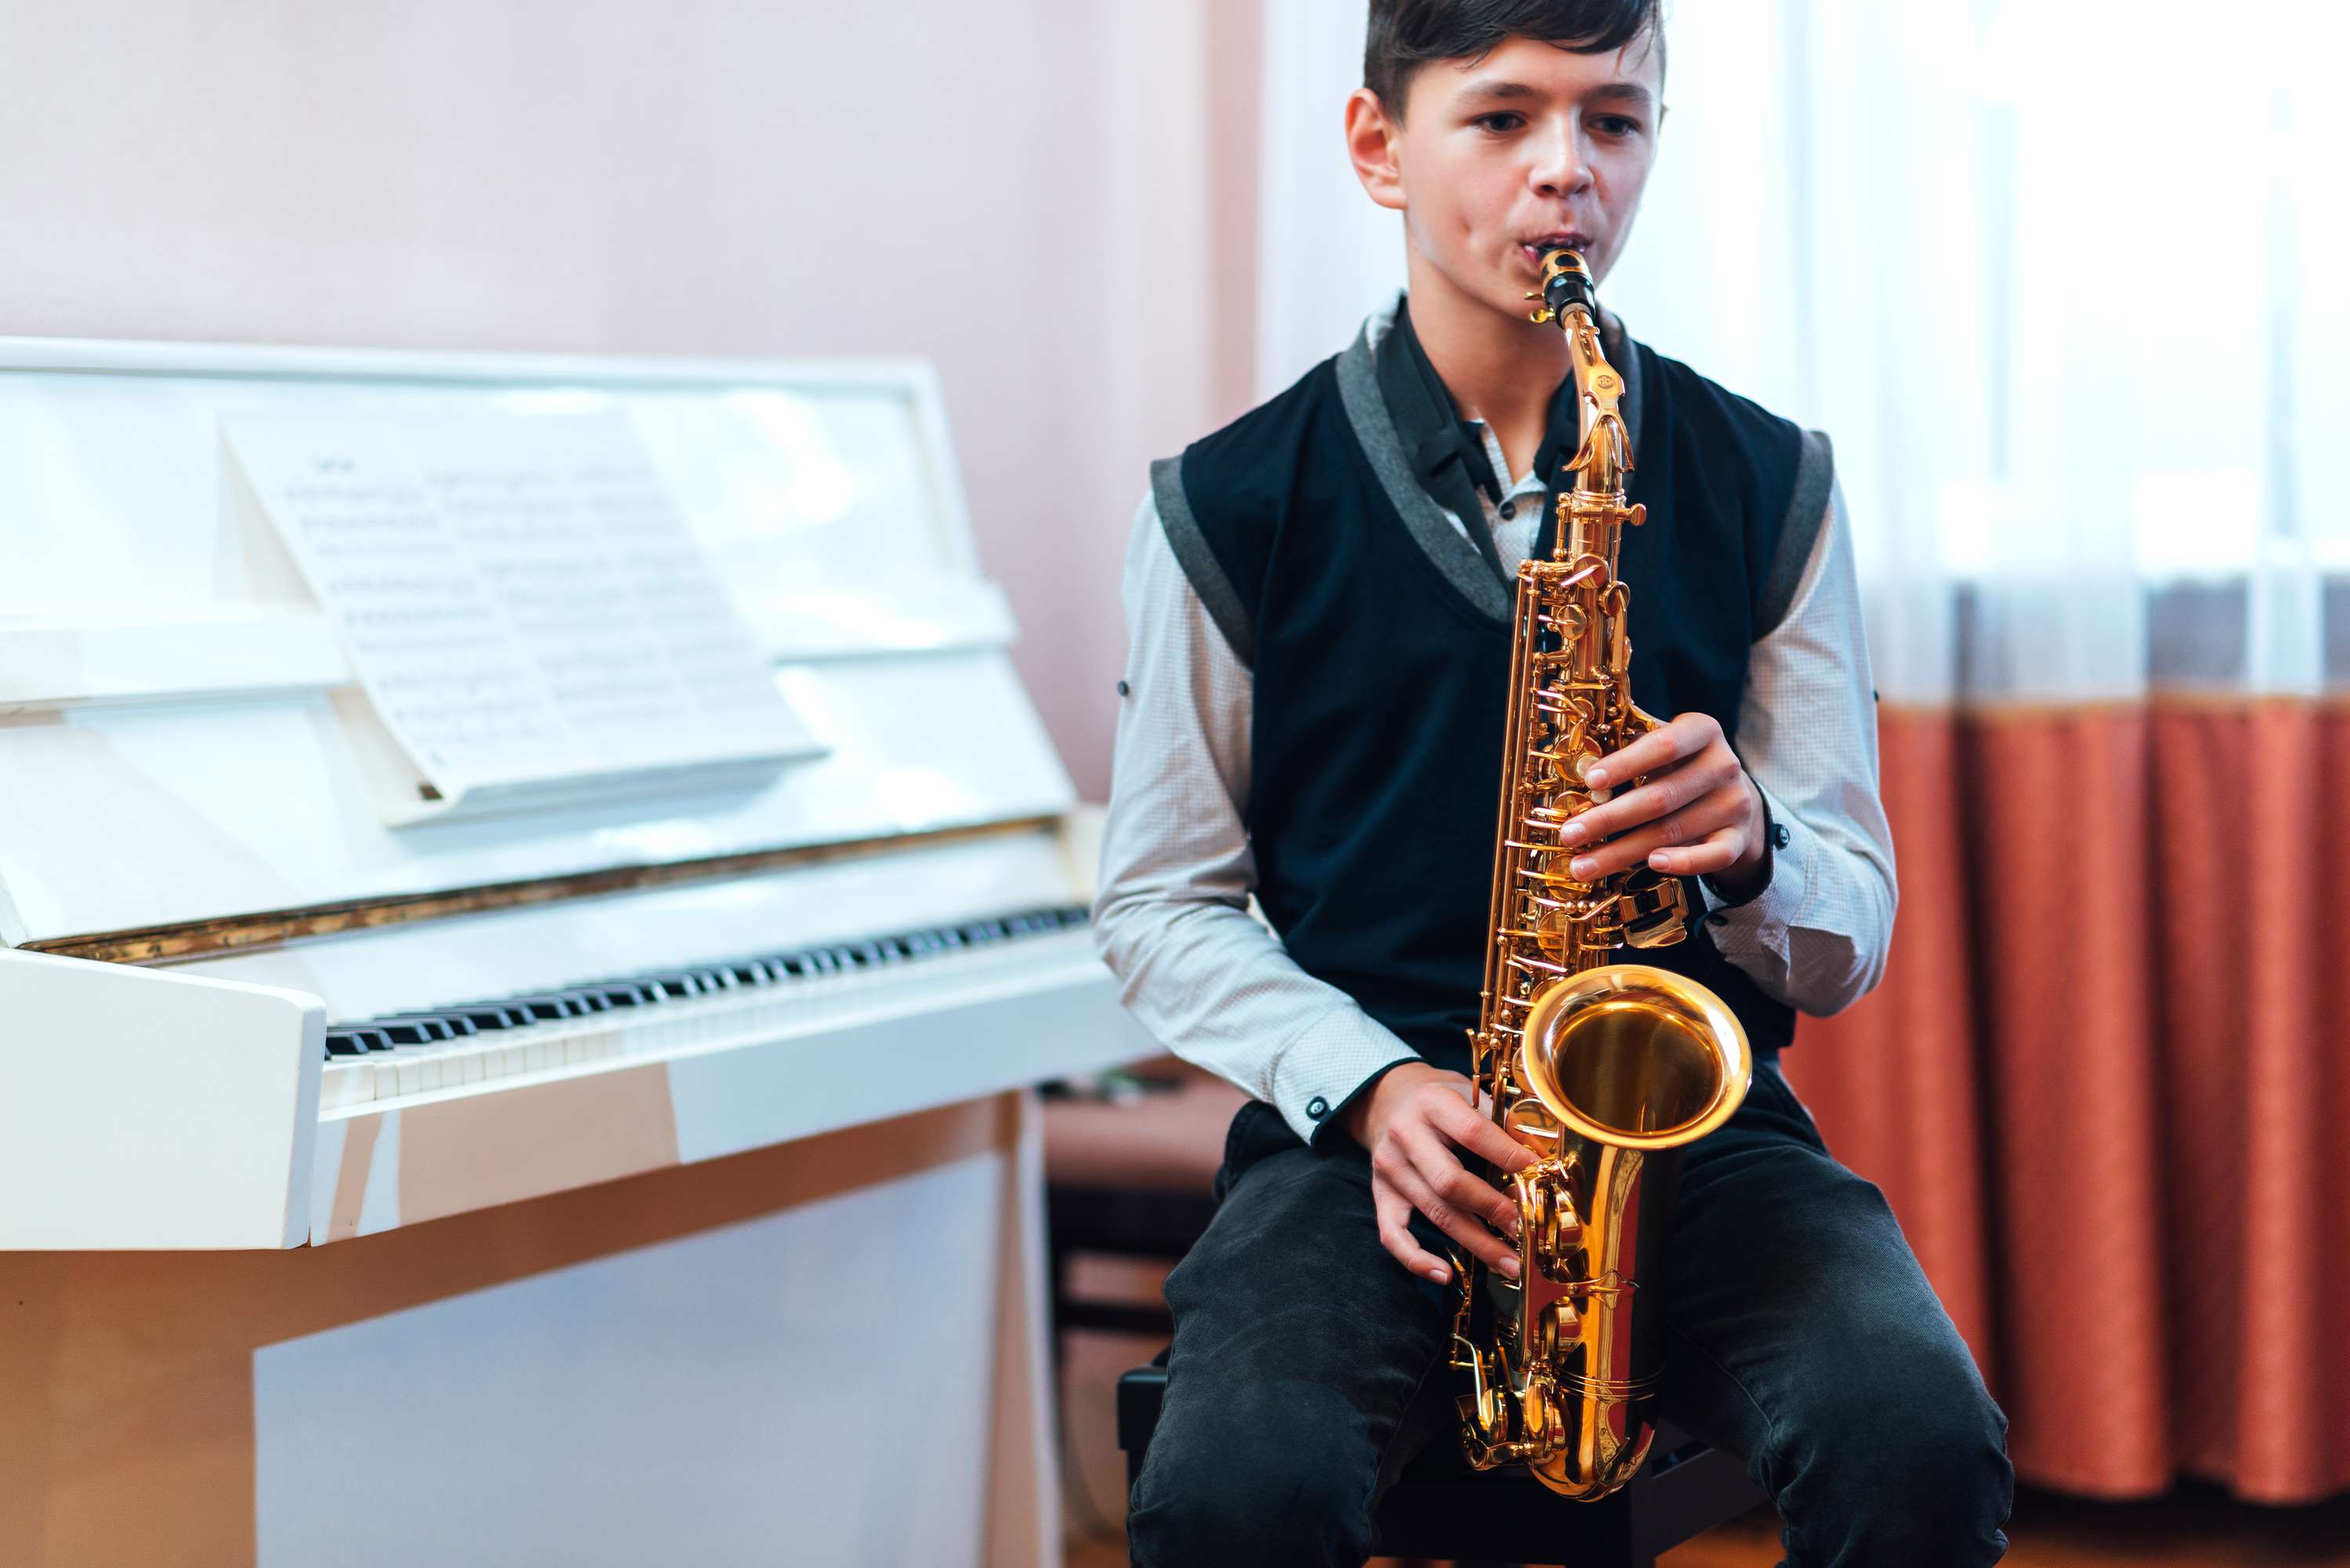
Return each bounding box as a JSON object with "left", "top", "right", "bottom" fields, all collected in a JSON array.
[{"left": 317, "top": 904, "right": 1091, "bottom": 1112}]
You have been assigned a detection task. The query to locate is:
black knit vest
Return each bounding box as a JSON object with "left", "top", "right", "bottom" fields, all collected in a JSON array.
[{"left": 1153, "top": 316, "right": 1832, "bottom": 1074}]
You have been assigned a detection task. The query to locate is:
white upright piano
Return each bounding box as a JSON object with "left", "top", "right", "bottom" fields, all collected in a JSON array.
[{"left": 0, "top": 338, "right": 1148, "bottom": 1567}]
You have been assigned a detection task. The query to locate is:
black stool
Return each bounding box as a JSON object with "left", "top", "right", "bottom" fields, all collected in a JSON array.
[{"left": 1116, "top": 1361, "right": 1766, "bottom": 1567}]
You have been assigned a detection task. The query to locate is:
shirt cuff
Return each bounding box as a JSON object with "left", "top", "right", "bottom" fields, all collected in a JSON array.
[
  {"left": 1265, "top": 1010, "right": 1421, "bottom": 1147},
  {"left": 1697, "top": 777, "right": 1811, "bottom": 962}
]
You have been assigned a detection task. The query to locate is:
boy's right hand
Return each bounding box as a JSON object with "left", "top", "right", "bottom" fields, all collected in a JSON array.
[{"left": 1340, "top": 1061, "right": 1536, "bottom": 1286}]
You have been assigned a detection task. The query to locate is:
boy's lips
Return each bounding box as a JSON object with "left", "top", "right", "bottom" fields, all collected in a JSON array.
[{"left": 1520, "top": 233, "right": 1591, "bottom": 265}]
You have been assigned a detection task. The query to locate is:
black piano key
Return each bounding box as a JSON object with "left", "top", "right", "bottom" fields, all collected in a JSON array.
[
  {"left": 503, "top": 994, "right": 586, "bottom": 1021},
  {"left": 324, "top": 1028, "right": 376, "bottom": 1058},
  {"left": 634, "top": 972, "right": 707, "bottom": 999},
  {"left": 363, "top": 1019, "right": 440, "bottom": 1046},
  {"left": 439, "top": 1005, "right": 526, "bottom": 1031},
  {"left": 372, "top": 1014, "right": 466, "bottom": 1041},
  {"left": 580, "top": 982, "right": 653, "bottom": 1008}
]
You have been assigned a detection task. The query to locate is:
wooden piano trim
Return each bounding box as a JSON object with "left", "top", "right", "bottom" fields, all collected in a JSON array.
[{"left": 21, "top": 815, "right": 1062, "bottom": 966}]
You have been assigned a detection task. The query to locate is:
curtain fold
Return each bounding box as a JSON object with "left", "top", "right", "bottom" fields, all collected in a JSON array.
[{"left": 1788, "top": 702, "right": 2350, "bottom": 1501}]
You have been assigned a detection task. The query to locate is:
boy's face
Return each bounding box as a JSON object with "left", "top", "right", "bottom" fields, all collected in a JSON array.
[{"left": 1350, "top": 31, "right": 1662, "bottom": 323}]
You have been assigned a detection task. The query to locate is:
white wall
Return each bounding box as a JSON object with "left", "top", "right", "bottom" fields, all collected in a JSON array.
[{"left": 0, "top": 0, "right": 1262, "bottom": 797}]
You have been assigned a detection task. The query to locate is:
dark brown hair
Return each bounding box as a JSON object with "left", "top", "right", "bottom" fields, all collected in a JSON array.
[{"left": 1364, "top": 0, "right": 1665, "bottom": 117}]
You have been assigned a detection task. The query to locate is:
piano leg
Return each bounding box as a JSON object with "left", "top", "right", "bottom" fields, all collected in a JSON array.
[{"left": 986, "top": 1086, "right": 1063, "bottom": 1568}]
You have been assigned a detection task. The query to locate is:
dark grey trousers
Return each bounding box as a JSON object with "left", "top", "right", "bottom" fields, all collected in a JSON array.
[{"left": 1126, "top": 1060, "right": 2012, "bottom": 1568}]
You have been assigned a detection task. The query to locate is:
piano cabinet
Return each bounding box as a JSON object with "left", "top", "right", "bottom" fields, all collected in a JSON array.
[
  {"left": 0, "top": 1093, "right": 1068, "bottom": 1568},
  {"left": 0, "top": 338, "right": 1155, "bottom": 1566}
]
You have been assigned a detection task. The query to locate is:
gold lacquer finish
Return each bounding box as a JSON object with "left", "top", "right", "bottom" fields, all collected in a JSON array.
[{"left": 1451, "top": 249, "right": 1752, "bottom": 1498}]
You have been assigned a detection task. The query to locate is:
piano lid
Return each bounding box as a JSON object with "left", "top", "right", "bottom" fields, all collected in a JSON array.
[{"left": 0, "top": 338, "right": 1072, "bottom": 953}]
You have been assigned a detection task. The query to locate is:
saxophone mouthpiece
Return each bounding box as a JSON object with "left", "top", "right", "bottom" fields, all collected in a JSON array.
[{"left": 1540, "top": 249, "right": 1597, "bottom": 324}]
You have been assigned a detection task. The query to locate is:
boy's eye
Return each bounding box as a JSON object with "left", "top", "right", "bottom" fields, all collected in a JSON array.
[
  {"left": 1590, "top": 115, "right": 1642, "bottom": 138},
  {"left": 1472, "top": 112, "right": 1525, "bottom": 133}
]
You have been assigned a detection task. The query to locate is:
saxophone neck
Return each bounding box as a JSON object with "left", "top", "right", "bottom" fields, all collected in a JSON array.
[{"left": 1530, "top": 248, "right": 1637, "bottom": 564}]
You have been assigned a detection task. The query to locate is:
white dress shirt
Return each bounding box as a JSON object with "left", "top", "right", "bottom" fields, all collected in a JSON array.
[{"left": 1092, "top": 306, "right": 1898, "bottom": 1146}]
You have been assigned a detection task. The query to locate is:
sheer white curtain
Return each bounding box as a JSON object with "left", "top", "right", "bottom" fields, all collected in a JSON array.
[
  {"left": 1254, "top": 0, "right": 2349, "bottom": 703},
  {"left": 1256, "top": 0, "right": 1400, "bottom": 397}
]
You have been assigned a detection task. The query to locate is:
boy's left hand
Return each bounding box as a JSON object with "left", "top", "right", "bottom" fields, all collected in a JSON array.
[{"left": 1555, "top": 712, "right": 1770, "bottom": 902}]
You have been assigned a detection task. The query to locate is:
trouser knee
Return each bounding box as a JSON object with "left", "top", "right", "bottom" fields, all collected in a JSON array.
[
  {"left": 1125, "top": 1382, "right": 1377, "bottom": 1568},
  {"left": 1786, "top": 1387, "right": 2013, "bottom": 1566}
]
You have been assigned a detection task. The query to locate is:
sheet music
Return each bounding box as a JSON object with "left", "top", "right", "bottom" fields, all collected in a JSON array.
[{"left": 226, "top": 408, "right": 819, "bottom": 816}]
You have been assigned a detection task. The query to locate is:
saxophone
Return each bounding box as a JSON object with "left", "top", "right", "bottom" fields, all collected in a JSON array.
[{"left": 1451, "top": 249, "right": 1753, "bottom": 1499}]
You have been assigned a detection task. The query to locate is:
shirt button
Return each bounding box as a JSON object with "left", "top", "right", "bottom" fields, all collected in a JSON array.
[
  {"left": 1707, "top": 913, "right": 1728, "bottom": 927},
  {"left": 1773, "top": 823, "right": 1791, "bottom": 849},
  {"left": 1306, "top": 1096, "right": 1330, "bottom": 1121},
  {"left": 1498, "top": 501, "right": 1517, "bottom": 520},
  {"left": 1116, "top": 680, "right": 1130, "bottom": 697}
]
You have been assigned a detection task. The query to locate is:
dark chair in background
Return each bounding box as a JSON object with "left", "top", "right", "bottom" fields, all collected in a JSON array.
[{"left": 1043, "top": 1063, "right": 1242, "bottom": 1346}]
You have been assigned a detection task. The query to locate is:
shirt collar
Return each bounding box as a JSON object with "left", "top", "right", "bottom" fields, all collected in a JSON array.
[{"left": 1370, "top": 291, "right": 1601, "bottom": 504}]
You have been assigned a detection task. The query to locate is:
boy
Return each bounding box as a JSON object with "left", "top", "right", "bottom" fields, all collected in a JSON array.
[{"left": 1092, "top": 3, "right": 2012, "bottom": 1563}]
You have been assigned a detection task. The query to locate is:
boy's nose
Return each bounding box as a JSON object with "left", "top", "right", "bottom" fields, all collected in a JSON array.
[{"left": 1529, "top": 123, "right": 1596, "bottom": 199}]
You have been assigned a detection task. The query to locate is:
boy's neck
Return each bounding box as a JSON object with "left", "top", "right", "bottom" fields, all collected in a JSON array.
[{"left": 1404, "top": 249, "right": 1573, "bottom": 485}]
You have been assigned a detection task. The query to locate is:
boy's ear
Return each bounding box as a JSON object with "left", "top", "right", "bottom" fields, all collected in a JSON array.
[{"left": 1344, "top": 88, "right": 1408, "bottom": 213}]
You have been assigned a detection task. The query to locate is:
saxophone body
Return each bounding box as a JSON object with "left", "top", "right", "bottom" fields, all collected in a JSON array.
[{"left": 1451, "top": 250, "right": 1753, "bottom": 1499}]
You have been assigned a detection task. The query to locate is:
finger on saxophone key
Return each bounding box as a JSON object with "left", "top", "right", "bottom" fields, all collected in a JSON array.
[{"left": 1576, "top": 753, "right": 1614, "bottom": 801}]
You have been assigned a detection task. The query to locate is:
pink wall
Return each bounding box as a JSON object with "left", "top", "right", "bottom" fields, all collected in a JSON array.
[{"left": 0, "top": 0, "right": 1262, "bottom": 799}]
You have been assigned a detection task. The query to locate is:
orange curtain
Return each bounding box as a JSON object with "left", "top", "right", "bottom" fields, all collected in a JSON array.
[{"left": 1784, "top": 699, "right": 2350, "bottom": 1503}]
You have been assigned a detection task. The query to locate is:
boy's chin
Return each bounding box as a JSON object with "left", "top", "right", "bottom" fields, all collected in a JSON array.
[{"left": 1472, "top": 274, "right": 1551, "bottom": 325}]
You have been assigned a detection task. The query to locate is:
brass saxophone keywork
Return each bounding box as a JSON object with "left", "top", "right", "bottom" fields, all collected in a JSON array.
[{"left": 1451, "top": 248, "right": 1752, "bottom": 1499}]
